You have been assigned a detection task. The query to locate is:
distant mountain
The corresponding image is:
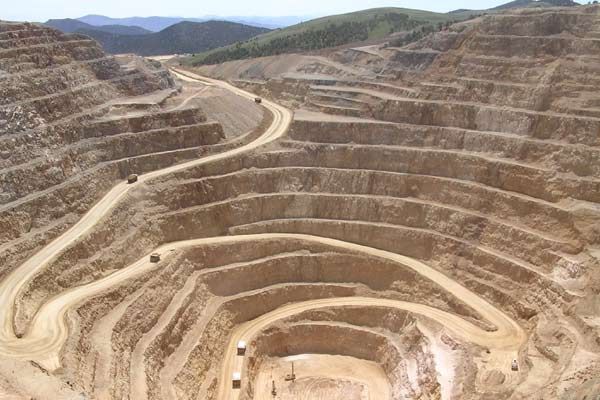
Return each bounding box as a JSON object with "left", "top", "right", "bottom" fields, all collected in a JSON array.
[
  {"left": 75, "top": 20, "right": 270, "bottom": 56},
  {"left": 205, "top": 16, "right": 309, "bottom": 29},
  {"left": 78, "top": 15, "right": 204, "bottom": 32},
  {"left": 450, "top": 0, "right": 579, "bottom": 14},
  {"left": 45, "top": 18, "right": 151, "bottom": 35},
  {"left": 45, "top": 18, "right": 91, "bottom": 33},
  {"left": 448, "top": 9, "right": 473, "bottom": 14},
  {"left": 76, "top": 14, "right": 305, "bottom": 31},
  {"left": 88, "top": 24, "right": 151, "bottom": 35},
  {"left": 491, "top": 0, "right": 579, "bottom": 10}
]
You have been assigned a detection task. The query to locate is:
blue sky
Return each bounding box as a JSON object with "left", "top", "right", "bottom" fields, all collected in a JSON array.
[{"left": 2, "top": 0, "right": 571, "bottom": 22}]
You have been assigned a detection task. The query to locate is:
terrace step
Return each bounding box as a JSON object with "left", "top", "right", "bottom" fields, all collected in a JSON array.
[
  {"left": 166, "top": 166, "right": 579, "bottom": 245},
  {"left": 308, "top": 102, "right": 364, "bottom": 118},
  {"left": 282, "top": 140, "right": 600, "bottom": 204},
  {"left": 288, "top": 118, "right": 600, "bottom": 178}
]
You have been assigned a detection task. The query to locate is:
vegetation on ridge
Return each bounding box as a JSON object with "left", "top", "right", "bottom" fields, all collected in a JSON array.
[
  {"left": 185, "top": 8, "right": 464, "bottom": 65},
  {"left": 73, "top": 20, "right": 270, "bottom": 56}
]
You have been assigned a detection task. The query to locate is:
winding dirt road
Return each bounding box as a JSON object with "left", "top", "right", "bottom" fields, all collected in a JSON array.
[
  {"left": 211, "top": 234, "right": 526, "bottom": 400},
  {"left": 0, "top": 68, "right": 292, "bottom": 369},
  {"left": 0, "top": 69, "right": 526, "bottom": 399}
]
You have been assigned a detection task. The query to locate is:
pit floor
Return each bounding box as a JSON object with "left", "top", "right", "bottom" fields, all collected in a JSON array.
[{"left": 253, "top": 354, "right": 391, "bottom": 400}]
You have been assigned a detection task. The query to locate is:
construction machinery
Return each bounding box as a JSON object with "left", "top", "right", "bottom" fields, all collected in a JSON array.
[
  {"left": 232, "top": 372, "right": 241, "bottom": 389},
  {"left": 237, "top": 340, "right": 247, "bottom": 356},
  {"left": 127, "top": 174, "right": 138, "bottom": 184},
  {"left": 284, "top": 362, "right": 296, "bottom": 382},
  {"left": 512, "top": 359, "right": 519, "bottom": 371}
]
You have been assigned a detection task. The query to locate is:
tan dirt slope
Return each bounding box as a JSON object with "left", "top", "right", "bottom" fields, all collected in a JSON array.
[{"left": 1, "top": 5, "right": 600, "bottom": 400}]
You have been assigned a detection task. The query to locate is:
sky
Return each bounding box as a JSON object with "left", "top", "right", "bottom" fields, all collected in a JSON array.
[{"left": 3, "top": 0, "right": 532, "bottom": 22}]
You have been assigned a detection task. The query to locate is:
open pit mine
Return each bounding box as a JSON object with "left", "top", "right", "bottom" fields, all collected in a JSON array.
[{"left": 1, "top": 4, "right": 600, "bottom": 400}]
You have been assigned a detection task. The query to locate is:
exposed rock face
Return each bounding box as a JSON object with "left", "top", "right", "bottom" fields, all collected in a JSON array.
[
  {"left": 0, "top": 21, "right": 248, "bottom": 287},
  {"left": 0, "top": 21, "right": 264, "bottom": 399},
  {"left": 2, "top": 5, "right": 600, "bottom": 400}
]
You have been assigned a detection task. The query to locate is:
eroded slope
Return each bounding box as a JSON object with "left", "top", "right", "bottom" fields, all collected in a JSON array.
[{"left": 1, "top": 6, "right": 600, "bottom": 400}]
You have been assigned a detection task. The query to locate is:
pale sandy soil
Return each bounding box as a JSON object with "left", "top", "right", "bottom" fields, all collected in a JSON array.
[
  {"left": 254, "top": 354, "right": 390, "bottom": 400},
  {"left": 4, "top": 10, "right": 600, "bottom": 397}
]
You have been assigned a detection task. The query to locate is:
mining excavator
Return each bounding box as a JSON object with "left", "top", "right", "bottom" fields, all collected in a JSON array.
[{"left": 512, "top": 359, "right": 519, "bottom": 371}]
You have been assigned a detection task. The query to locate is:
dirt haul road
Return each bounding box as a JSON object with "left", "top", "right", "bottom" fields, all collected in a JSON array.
[
  {"left": 213, "top": 235, "right": 527, "bottom": 400},
  {"left": 0, "top": 70, "right": 526, "bottom": 398},
  {"left": 0, "top": 69, "right": 292, "bottom": 369}
]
